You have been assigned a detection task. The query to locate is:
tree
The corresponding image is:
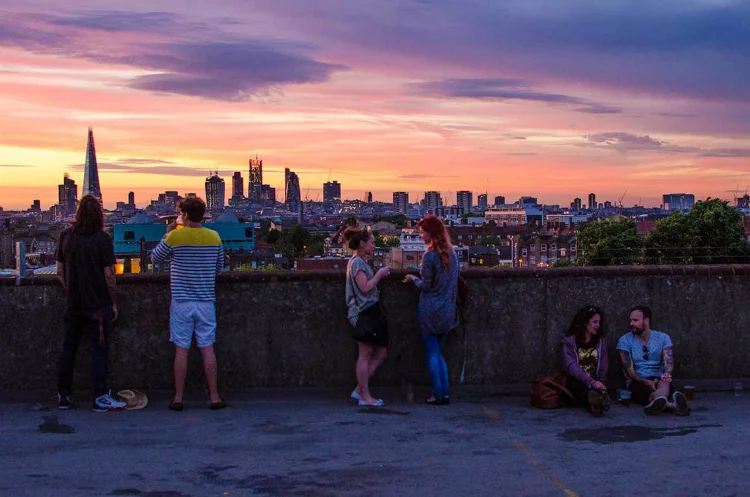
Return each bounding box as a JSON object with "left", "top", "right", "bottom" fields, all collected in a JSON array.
[
  {"left": 575, "top": 218, "right": 642, "bottom": 266},
  {"left": 306, "top": 232, "right": 328, "bottom": 256},
  {"left": 257, "top": 219, "right": 272, "bottom": 238},
  {"left": 688, "top": 198, "right": 750, "bottom": 264},
  {"left": 278, "top": 224, "right": 310, "bottom": 259},
  {"left": 477, "top": 236, "right": 498, "bottom": 246},
  {"left": 265, "top": 228, "right": 280, "bottom": 244},
  {"left": 643, "top": 212, "right": 697, "bottom": 264}
]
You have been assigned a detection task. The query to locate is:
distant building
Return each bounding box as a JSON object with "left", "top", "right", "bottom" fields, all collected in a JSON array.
[
  {"left": 58, "top": 174, "right": 77, "bottom": 218},
  {"left": 128, "top": 191, "right": 135, "bottom": 208},
  {"left": 477, "top": 194, "right": 488, "bottom": 211},
  {"left": 518, "top": 196, "right": 538, "bottom": 205},
  {"left": 485, "top": 206, "right": 544, "bottom": 227},
  {"left": 30, "top": 200, "right": 41, "bottom": 211},
  {"left": 232, "top": 172, "right": 244, "bottom": 199},
  {"left": 205, "top": 172, "right": 226, "bottom": 210},
  {"left": 365, "top": 191, "right": 373, "bottom": 203},
  {"left": 663, "top": 193, "right": 695, "bottom": 211},
  {"left": 494, "top": 195, "right": 506, "bottom": 206},
  {"left": 248, "top": 157, "right": 263, "bottom": 203},
  {"left": 738, "top": 194, "right": 750, "bottom": 209},
  {"left": 323, "top": 181, "right": 342, "bottom": 203},
  {"left": 588, "top": 193, "right": 596, "bottom": 210},
  {"left": 393, "top": 192, "right": 409, "bottom": 214},
  {"left": 82, "top": 127, "right": 102, "bottom": 202},
  {"left": 285, "top": 168, "right": 301, "bottom": 213},
  {"left": 571, "top": 198, "right": 582, "bottom": 211},
  {"left": 514, "top": 232, "right": 577, "bottom": 268},
  {"left": 457, "top": 191, "right": 472, "bottom": 213},
  {"left": 424, "top": 191, "right": 442, "bottom": 215}
]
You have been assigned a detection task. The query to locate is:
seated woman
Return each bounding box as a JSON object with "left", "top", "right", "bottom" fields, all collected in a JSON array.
[{"left": 561, "top": 306, "right": 610, "bottom": 416}]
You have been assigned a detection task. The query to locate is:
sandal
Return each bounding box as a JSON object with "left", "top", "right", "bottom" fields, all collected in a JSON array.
[
  {"left": 168, "top": 401, "right": 184, "bottom": 411},
  {"left": 210, "top": 400, "right": 227, "bottom": 410}
]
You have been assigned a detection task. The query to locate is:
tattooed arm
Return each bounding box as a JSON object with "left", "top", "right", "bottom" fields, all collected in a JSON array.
[
  {"left": 619, "top": 350, "right": 655, "bottom": 391},
  {"left": 661, "top": 346, "right": 674, "bottom": 382},
  {"left": 103, "top": 266, "right": 119, "bottom": 321}
]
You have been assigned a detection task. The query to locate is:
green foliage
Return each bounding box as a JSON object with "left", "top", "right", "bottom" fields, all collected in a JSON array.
[
  {"left": 575, "top": 218, "right": 642, "bottom": 266},
  {"left": 688, "top": 198, "right": 750, "bottom": 264},
  {"left": 236, "top": 263, "right": 282, "bottom": 272},
  {"left": 257, "top": 219, "right": 271, "bottom": 238},
  {"left": 278, "top": 224, "right": 310, "bottom": 259},
  {"left": 643, "top": 212, "right": 696, "bottom": 264},
  {"left": 552, "top": 259, "right": 573, "bottom": 268},
  {"left": 306, "top": 232, "right": 328, "bottom": 256},
  {"left": 477, "top": 236, "right": 498, "bottom": 246},
  {"left": 265, "top": 228, "right": 280, "bottom": 244}
]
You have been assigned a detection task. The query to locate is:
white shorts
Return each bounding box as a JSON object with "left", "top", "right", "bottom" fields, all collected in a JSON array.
[{"left": 169, "top": 299, "right": 216, "bottom": 349}]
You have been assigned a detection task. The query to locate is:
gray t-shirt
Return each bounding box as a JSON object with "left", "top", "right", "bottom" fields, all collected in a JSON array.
[
  {"left": 616, "top": 330, "right": 673, "bottom": 380},
  {"left": 345, "top": 256, "right": 380, "bottom": 325}
]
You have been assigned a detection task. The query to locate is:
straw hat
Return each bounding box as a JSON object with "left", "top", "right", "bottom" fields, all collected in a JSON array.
[{"left": 116, "top": 389, "right": 148, "bottom": 410}]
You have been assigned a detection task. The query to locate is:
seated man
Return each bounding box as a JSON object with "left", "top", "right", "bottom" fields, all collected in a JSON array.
[{"left": 616, "top": 306, "right": 690, "bottom": 416}]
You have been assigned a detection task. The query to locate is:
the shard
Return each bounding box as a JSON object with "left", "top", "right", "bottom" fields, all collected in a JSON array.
[{"left": 82, "top": 127, "right": 102, "bottom": 202}]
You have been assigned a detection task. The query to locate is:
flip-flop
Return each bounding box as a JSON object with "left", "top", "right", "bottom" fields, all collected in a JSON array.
[
  {"left": 168, "top": 402, "right": 184, "bottom": 411},
  {"left": 350, "top": 390, "right": 361, "bottom": 401},
  {"left": 358, "top": 399, "right": 384, "bottom": 407},
  {"left": 210, "top": 400, "right": 227, "bottom": 410}
]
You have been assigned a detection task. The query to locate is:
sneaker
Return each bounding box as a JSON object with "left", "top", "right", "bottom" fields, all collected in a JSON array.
[
  {"left": 92, "top": 390, "right": 127, "bottom": 413},
  {"left": 644, "top": 396, "right": 668, "bottom": 415},
  {"left": 57, "top": 394, "right": 73, "bottom": 410},
  {"left": 588, "top": 390, "right": 603, "bottom": 417},
  {"left": 672, "top": 391, "right": 691, "bottom": 416}
]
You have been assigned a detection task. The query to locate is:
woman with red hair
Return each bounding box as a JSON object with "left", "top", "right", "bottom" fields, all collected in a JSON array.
[{"left": 403, "top": 215, "right": 460, "bottom": 405}]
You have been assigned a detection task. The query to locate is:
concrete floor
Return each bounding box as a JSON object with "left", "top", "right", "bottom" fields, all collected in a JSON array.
[{"left": 0, "top": 388, "right": 747, "bottom": 497}]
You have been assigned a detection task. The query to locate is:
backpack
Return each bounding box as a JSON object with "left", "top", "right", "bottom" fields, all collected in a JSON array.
[{"left": 530, "top": 372, "right": 573, "bottom": 409}]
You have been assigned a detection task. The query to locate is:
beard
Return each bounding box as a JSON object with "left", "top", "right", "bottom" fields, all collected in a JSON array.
[{"left": 632, "top": 326, "right": 645, "bottom": 335}]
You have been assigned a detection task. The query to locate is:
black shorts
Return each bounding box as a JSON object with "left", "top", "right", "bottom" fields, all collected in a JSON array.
[
  {"left": 630, "top": 377, "right": 673, "bottom": 405},
  {"left": 353, "top": 304, "right": 389, "bottom": 348}
]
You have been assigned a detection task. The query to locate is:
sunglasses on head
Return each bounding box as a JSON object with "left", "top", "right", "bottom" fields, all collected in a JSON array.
[{"left": 642, "top": 345, "right": 649, "bottom": 361}]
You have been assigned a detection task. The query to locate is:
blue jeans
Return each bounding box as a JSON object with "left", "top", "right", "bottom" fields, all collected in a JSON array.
[{"left": 422, "top": 332, "right": 450, "bottom": 399}]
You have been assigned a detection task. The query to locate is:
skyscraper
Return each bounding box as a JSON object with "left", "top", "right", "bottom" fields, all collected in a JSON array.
[
  {"left": 457, "top": 191, "right": 472, "bottom": 213},
  {"left": 393, "top": 192, "right": 409, "bottom": 214},
  {"left": 323, "top": 181, "right": 341, "bottom": 203},
  {"left": 588, "top": 193, "right": 596, "bottom": 210},
  {"left": 128, "top": 191, "right": 135, "bottom": 208},
  {"left": 662, "top": 193, "right": 695, "bottom": 211},
  {"left": 82, "top": 127, "right": 102, "bottom": 202},
  {"left": 494, "top": 195, "right": 506, "bottom": 206},
  {"left": 571, "top": 198, "right": 582, "bottom": 211},
  {"left": 424, "top": 191, "right": 442, "bottom": 214},
  {"left": 58, "top": 174, "right": 77, "bottom": 217},
  {"left": 477, "top": 193, "right": 488, "bottom": 211},
  {"left": 205, "top": 172, "right": 226, "bottom": 210},
  {"left": 365, "top": 192, "right": 373, "bottom": 203},
  {"left": 248, "top": 156, "right": 262, "bottom": 203},
  {"left": 285, "top": 168, "right": 301, "bottom": 213},
  {"left": 232, "top": 172, "right": 244, "bottom": 199}
]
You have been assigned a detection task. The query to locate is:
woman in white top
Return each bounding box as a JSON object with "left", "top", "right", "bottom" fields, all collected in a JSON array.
[{"left": 344, "top": 227, "right": 391, "bottom": 407}]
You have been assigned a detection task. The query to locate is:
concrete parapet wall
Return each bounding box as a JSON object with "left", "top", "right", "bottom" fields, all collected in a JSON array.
[{"left": 2, "top": 265, "right": 750, "bottom": 392}]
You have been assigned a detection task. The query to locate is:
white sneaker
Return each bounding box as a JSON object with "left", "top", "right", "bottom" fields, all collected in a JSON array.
[{"left": 92, "top": 390, "right": 127, "bottom": 412}]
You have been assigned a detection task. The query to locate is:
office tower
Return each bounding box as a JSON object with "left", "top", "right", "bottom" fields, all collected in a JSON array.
[
  {"left": 477, "top": 193, "right": 488, "bottom": 211},
  {"left": 424, "top": 191, "right": 442, "bottom": 214},
  {"left": 393, "top": 192, "right": 409, "bottom": 214},
  {"left": 662, "top": 193, "right": 695, "bottom": 211},
  {"left": 205, "top": 172, "right": 226, "bottom": 210},
  {"left": 285, "top": 168, "right": 301, "bottom": 212},
  {"left": 571, "top": 198, "right": 582, "bottom": 211},
  {"left": 456, "top": 191, "right": 472, "bottom": 213},
  {"left": 128, "top": 191, "right": 135, "bottom": 207},
  {"left": 58, "top": 174, "right": 77, "bottom": 217},
  {"left": 232, "top": 172, "right": 244, "bottom": 199},
  {"left": 31, "top": 200, "right": 41, "bottom": 211},
  {"left": 82, "top": 127, "right": 102, "bottom": 202},
  {"left": 494, "top": 195, "right": 506, "bottom": 206},
  {"left": 323, "top": 181, "right": 342, "bottom": 203},
  {"left": 248, "top": 156, "right": 262, "bottom": 203},
  {"left": 365, "top": 192, "right": 373, "bottom": 203},
  {"left": 588, "top": 193, "right": 596, "bottom": 210}
]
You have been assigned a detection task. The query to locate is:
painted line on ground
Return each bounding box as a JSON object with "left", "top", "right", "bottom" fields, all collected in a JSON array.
[{"left": 482, "top": 404, "right": 579, "bottom": 497}]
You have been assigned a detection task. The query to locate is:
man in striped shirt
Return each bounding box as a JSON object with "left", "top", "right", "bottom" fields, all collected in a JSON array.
[{"left": 151, "top": 197, "right": 227, "bottom": 411}]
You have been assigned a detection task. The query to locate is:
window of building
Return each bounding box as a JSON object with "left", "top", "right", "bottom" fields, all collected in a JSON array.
[
  {"left": 244, "top": 228, "right": 253, "bottom": 238},
  {"left": 571, "top": 244, "right": 577, "bottom": 251},
  {"left": 551, "top": 244, "right": 557, "bottom": 252},
  {"left": 530, "top": 244, "right": 535, "bottom": 252},
  {"left": 124, "top": 231, "right": 135, "bottom": 241},
  {"left": 561, "top": 248, "right": 567, "bottom": 256},
  {"left": 541, "top": 244, "right": 547, "bottom": 252},
  {"left": 522, "top": 248, "right": 528, "bottom": 256}
]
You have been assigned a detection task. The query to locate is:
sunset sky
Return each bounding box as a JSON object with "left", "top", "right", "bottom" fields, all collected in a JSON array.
[{"left": 1, "top": 0, "right": 749, "bottom": 210}]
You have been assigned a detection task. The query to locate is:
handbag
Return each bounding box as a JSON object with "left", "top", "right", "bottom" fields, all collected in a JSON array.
[
  {"left": 530, "top": 371, "right": 573, "bottom": 409},
  {"left": 349, "top": 263, "right": 387, "bottom": 343}
]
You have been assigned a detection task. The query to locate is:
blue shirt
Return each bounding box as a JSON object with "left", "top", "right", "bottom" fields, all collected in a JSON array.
[
  {"left": 413, "top": 250, "right": 460, "bottom": 335},
  {"left": 616, "top": 330, "right": 673, "bottom": 379}
]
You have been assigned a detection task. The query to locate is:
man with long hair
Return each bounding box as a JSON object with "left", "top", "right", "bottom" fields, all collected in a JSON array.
[
  {"left": 55, "top": 195, "right": 126, "bottom": 412},
  {"left": 151, "top": 196, "right": 226, "bottom": 410}
]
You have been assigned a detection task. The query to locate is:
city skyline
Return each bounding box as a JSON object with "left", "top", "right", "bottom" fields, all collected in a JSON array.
[{"left": 1, "top": 1, "right": 750, "bottom": 210}]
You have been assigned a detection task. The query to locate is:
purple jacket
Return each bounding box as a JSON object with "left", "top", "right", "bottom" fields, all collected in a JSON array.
[{"left": 561, "top": 335, "right": 608, "bottom": 387}]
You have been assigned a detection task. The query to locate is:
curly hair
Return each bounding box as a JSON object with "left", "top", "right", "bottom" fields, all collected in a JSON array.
[
  {"left": 417, "top": 215, "right": 453, "bottom": 269},
  {"left": 566, "top": 306, "right": 606, "bottom": 347},
  {"left": 73, "top": 195, "right": 104, "bottom": 236},
  {"left": 179, "top": 196, "right": 206, "bottom": 222}
]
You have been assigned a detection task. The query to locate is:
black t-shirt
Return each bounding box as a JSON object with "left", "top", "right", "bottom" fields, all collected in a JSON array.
[{"left": 55, "top": 227, "right": 116, "bottom": 310}]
